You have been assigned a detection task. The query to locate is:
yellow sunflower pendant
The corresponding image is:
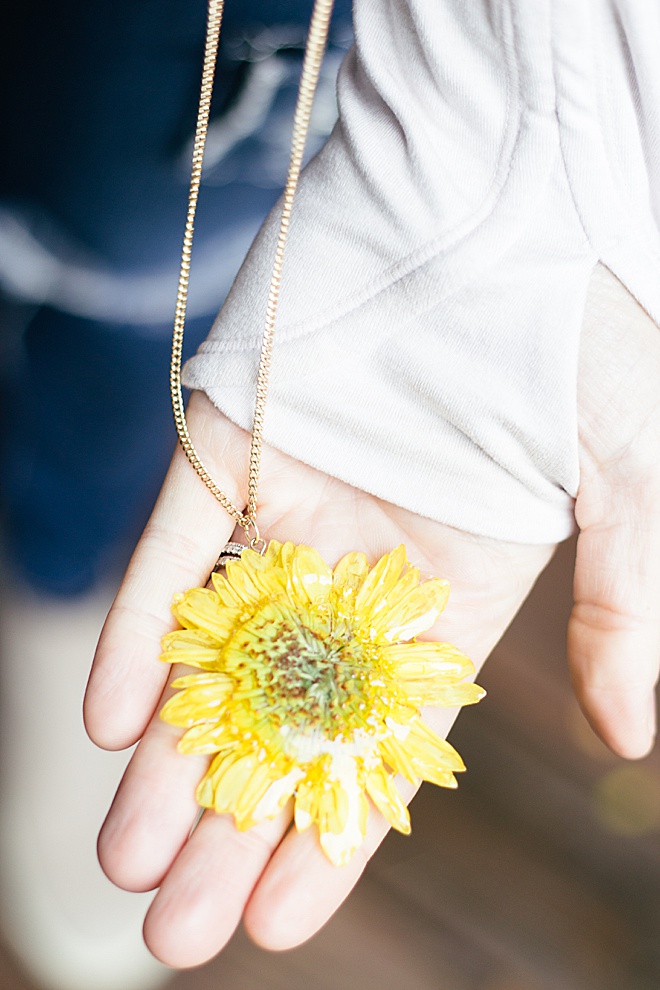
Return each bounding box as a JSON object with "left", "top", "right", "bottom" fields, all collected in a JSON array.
[{"left": 160, "top": 541, "right": 483, "bottom": 866}]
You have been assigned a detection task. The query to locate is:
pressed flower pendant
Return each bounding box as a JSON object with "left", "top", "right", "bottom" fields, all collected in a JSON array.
[{"left": 160, "top": 542, "right": 484, "bottom": 866}]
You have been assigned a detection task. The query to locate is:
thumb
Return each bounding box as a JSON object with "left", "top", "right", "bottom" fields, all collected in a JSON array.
[
  {"left": 569, "top": 265, "right": 660, "bottom": 759},
  {"left": 568, "top": 489, "right": 660, "bottom": 759}
]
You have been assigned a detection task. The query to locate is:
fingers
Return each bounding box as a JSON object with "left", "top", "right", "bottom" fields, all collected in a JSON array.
[
  {"left": 97, "top": 671, "right": 209, "bottom": 892},
  {"left": 84, "top": 394, "right": 248, "bottom": 750},
  {"left": 97, "top": 658, "right": 404, "bottom": 966},
  {"left": 97, "top": 666, "right": 292, "bottom": 967},
  {"left": 570, "top": 266, "right": 660, "bottom": 759},
  {"left": 129, "top": 778, "right": 411, "bottom": 966},
  {"left": 243, "top": 779, "right": 417, "bottom": 952},
  {"left": 143, "top": 810, "right": 291, "bottom": 967},
  {"left": 569, "top": 492, "right": 660, "bottom": 759}
]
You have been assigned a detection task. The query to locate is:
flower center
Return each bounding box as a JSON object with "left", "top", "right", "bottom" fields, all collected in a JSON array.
[{"left": 235, "top": 605, "right": 379, "bottom": 735}]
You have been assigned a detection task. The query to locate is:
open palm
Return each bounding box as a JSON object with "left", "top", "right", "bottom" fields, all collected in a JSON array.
[{"left": 84, "top": 266, "right": 660, "bottom": 968}]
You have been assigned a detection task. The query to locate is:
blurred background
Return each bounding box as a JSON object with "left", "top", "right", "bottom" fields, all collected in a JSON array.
[{"left": 1, "top": 3, "right": 659, "bottom": 989}]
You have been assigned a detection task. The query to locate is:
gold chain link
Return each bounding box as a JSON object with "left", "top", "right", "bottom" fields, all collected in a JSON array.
[{"left": 170, "top": 0, "right": 335, "bottom": 544}]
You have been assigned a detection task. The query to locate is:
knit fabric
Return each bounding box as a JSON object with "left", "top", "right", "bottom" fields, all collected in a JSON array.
[{"left": 184, "top": 0, "right": 660, "bottom": 544}]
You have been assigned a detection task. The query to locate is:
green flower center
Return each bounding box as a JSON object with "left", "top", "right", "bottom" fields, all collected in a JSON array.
[{"left": 231, "top": 603, "right": 381, "bottom": 734}]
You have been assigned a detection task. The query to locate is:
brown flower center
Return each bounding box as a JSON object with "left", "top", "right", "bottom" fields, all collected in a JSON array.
[{"left": 232, "top": 604, "right": 378, "bottom": 733}]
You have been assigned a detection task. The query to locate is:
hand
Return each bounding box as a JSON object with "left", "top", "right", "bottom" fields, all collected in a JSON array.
[
  {"left": 570, "top": 264, "right": 660, "bottom": 757},
  {"left": 84, "top": 264, "right": 659, "bottom": 968},
  {"left": 83, "top": 391, "right": 551, "bottom": 966}
]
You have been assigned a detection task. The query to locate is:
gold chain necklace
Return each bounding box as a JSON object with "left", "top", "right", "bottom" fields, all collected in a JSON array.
[
  {"left": 170, "top": 0, "right": 334, "bottom": 552},
  {"left": 161, "top": 0, "right": 484, "bottom": 867}
]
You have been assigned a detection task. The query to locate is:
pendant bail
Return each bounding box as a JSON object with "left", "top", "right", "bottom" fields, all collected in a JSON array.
[
  {"left": 241, "top": 518, "right": 267, "bottom": 555},
  {"left": 211, "top": 542, "right": 246, "bottom": 575}
]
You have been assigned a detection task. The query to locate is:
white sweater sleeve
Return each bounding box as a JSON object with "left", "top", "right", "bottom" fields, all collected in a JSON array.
[{"left": 183, "top": 0, "right": 660, "bottom": 545}]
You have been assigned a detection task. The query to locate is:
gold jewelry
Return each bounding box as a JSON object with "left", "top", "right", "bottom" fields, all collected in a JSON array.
[
  {"left": 161, "top": 0, "right": 484, "bottom": 866},
  {"left": 170, "top": 0, "right": 333, "bottom": 550}
]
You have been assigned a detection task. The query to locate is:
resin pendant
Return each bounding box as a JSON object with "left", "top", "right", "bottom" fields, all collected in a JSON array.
[{"left": 160, "top": 541, "right": 484, "bottom": 866}]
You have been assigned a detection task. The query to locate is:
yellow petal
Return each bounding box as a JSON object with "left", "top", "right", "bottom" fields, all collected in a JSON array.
[
  {"left": 160, "top": 628, "right": 223, "bottom": 669},
  {"left": 374, "top": 579, "right": 450, "bottom": 642},
  {"left": 224, "top": 559, "right": 269, "bottom": 604},
  {"left": 354, "top": 545, "right": 407, "bottom": 623},
  {"left": 379, "top": 566, "right": 421, "bottom": 613},
  {"left": 289, "top": 545, "right": 333, "bottom": 607},
  {"left": 196, "top": 771, "right": 217, "bottom": 808},
  {"left": 365, "top": 764, "right": 411, "bottom": 834},
  {"left": 405, "top": 682, "right": 486, "bottom": 708},
  {"left": 196, "top": 750, "right": 235, "bottom": 807},
  {"left": 210, "top": 571, "right": 244, "bottom": 608},
  {"left": 378, "top": 734, "right": 420, "bottom": 784},
  {"left": 160, "top": 673, "right": 233, "bottom": 728},
  {"left": 263, "top": 539, "right": 283, "bottom": 566},
  {"left": 294, "top": 775, "right": 322, "bottom": 832},
  {"left": 169, "top": 672, "right": 233, "bottom": 690},
  {"left": 250, "top": 766, "right": 304, "bottom": 823},
  {"left": 383, "top": 641, "right": 474, "bottom": 680},
  {"left": 422, "top": 770, "right": 458, "bottom": 788},
  {"left": 279, "top": 541, "right": 296, "bottom": 576},
  {"left": 172, "top": 588, "right": 240, "bottom": 642},
  {"left": 318, "top": 769, "right": 369, "bottom": 867},
  {"left": 178, "top": 721, "right": 235, "bottom": 754},
  {"left": 208, "top": 752, "right": 261, "bottom": 816},
  {"left": 233, "top": 760, "right": 284, "bottom": 829},
  {"left": 241, "top": 548, "right": 290, "bottom": 599},
  {"left": 332, "top": 552, "right": 370, "bottom": 614},
  {"left": 404, "top": 718, "right": 466, "bottom": 773}
]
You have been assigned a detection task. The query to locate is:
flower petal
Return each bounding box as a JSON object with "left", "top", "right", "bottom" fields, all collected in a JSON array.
[
  {"left": 250, "top": 766, "right": 304, "bottom": 824},
  {"left": 210, "top": 571, "right": 244, "bottom": 608},
  {"left": 365, "top": 764, "right": 411, "bottom": 834},
  {"left": 354, "top": 545, "right": 407, "bottom": 623},
  {"left": 196, "top": 750, "right": 236, "bottom": 807},
  {"left": 178, "top": 721, "right": 236, "bottom": 754},
  {"left": 160, "top": 673, "right": 233, "bottom": 727},
  {"left": 197, "top": 751, "right": 271, "bottom": 820},
  {"left": 318, "top": 766, "right": 369, "bottom": 868},
  {"left": 233, "top": 760, "right": 289, "bottom": 829},
  {"left": 169, "top": 672, "right": 233, "bottom": 690},
  {"left": 242, "top": 547, "right": 290, "bottom": 598},
  {"left": 172, "top": 588, "right": 240, "bottom": 642},
  {"left": 161, "top": 540, "right": 475, "bottom": 865},
  {"left": 332, "top": 552, "right": 370, "bottom": 616},
  {"left": 422, "top": 770, "right": 458, "bottom": 788},
  {"left": 263, "top": 539, "right": 283, "bottom": 566},
  {"left": 383, "top": 641, "right": 474, "bottom": 680},
  {"left": 288, "top": 544, "right": 333, "bottom": 607},
  {"left": 378, "top": 734, "right": 419, "bottom": 784},
  {"left": 224, "top": 558, "right": 272, "bottom": 604},
  {"left": 402, "top": 719, "right": 466, "bottom": 785},
  {"left": 379, "top": 566, "right": 421, "bottom": 614},
  {"left": 374, "top": 579, "right": 450, "bottom": 642},
  {"left": 408, "top": 682, "right": 486, "bottom": 708},
  {"left": 294, "top": 772, "right": 323, "bottom": 832},
  {"left": 160, "top": 628, "right": 223, "bottom": 669}
]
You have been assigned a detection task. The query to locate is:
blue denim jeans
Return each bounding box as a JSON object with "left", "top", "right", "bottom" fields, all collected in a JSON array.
[{"left": 0, "top": 0, "right": 351, "bottom": 593}]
